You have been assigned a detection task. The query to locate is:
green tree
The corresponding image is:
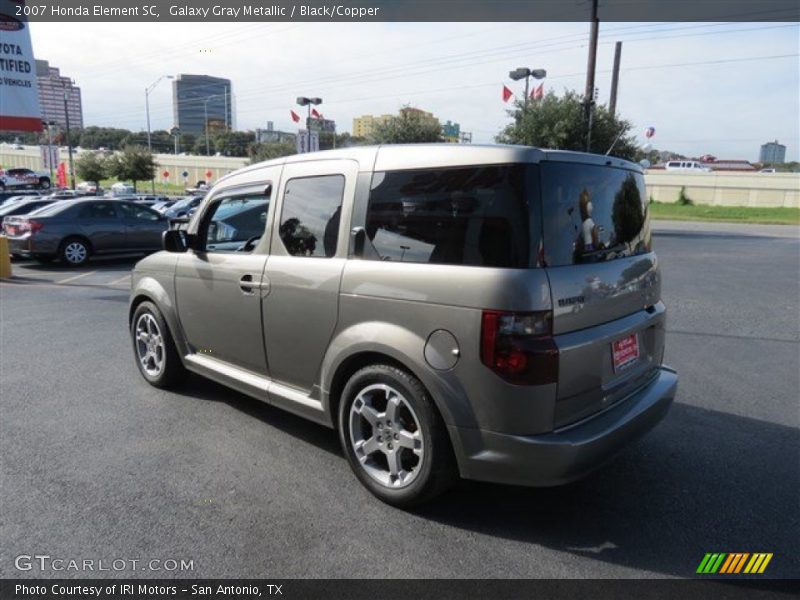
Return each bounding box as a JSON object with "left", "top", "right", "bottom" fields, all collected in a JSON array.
[
  {"left": 107, "top": 145, "right": 157, "bottom": 192},
  {"left": 78, "top": 126, "right": 131, "bottom": 150},
  {"left": 496, "top": 90, "right": 639, "bottom": 160},
  {"left": 248, "top": 142, "right": 296, "bottom": 164},
  {"left": 213, "top": 131, "right": 256, "bottom": 157},
  {"left": 369, "top": 107, "right": 443, "bottom": 144},
  {"left": 74, "top": 151, "right": 108, "bottom": 184},
  {"left": 178, "top": 133, "right": 196, "bottom": 154}
]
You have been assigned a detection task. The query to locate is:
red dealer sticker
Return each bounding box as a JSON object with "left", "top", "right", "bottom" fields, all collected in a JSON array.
[{"left": 612, "top": 334, "right": 640, "bottom": 372}]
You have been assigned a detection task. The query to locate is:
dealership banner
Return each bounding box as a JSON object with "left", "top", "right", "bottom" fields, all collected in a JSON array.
[{"left": 0, "top": 0, "right": 42, "bottom": 132}]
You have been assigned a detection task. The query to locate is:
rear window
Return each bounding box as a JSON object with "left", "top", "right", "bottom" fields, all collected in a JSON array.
[
  {"left": 28, "top": 201, "right": 71, "bottom": 217},
  {"left": 540, "top": 162, "right": 651, "bottom": 266},
  {"left": 365, "top": 165, "right": 533, "bottom": 268}
]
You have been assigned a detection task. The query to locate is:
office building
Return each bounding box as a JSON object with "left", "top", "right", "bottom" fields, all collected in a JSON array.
[
  {"left": 352, "top": 114, "right": 392, "bottom": 138},
  {"left": 172, "top": 74, "right": 233, "bottom": 136},
  {"left": 35, "top": 60, "right": 83, "bottom": 129},
  {"left": 759, "top": 140, "right": 786, "bottom": 164}
]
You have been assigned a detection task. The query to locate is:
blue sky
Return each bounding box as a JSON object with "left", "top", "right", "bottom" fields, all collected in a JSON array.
[{"left": 29, "top": 21, "right": 800, "bottom": 161}]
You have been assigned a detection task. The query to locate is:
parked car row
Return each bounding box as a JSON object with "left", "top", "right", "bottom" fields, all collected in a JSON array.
[{"left": 3, "top": 198, "right": 171, "bottom": 266}]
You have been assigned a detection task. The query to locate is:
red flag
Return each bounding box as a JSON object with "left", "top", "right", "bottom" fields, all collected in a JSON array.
[
  {"left": 311, "top": 108, "right": 322, "bottom": 119},
  {"left": 56, "top": 162, "right": 67, "bottom": 188},
  {"left": 531, "top": 82, "right": 544, "bottom": 100},
  {"left": 290, "top": 110, "right": 300, "bottom": 123},
  {"left": 502, "top": 85, "right": 513, "bottom": 103}
]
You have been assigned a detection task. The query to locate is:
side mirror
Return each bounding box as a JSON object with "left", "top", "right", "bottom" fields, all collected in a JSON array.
[
  {"left": 163, "top": 229, "right": 188, "bottom": 253},
  {"left": 350, "top": 226, "right": 366, "bottom": 258}
]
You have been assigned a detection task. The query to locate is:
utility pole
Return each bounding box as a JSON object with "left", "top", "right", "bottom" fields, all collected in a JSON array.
[
  {"left": 609, "top": 41, "right": 623, "bottom": 119},
  {"left": 583, "top": 0, "right": 599, "bottom": 152}
]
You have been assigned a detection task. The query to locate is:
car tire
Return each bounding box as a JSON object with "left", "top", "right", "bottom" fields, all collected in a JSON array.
[
  {"left": 338, "top": 364, "right": 457, "bottom": 507},
  {"left": 131, "top": 301, "right": 187, "bottom": 389},
  {"left": 59, "top": 237, "right": 91, "bottom": 266},
  {"left": 39, "top": 178, "right": 51, "bottom": 190}
]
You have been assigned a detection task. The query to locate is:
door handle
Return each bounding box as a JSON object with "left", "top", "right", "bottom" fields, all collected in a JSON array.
[{"left": 239, "top": 274, "right": 268, "bottom": 295}]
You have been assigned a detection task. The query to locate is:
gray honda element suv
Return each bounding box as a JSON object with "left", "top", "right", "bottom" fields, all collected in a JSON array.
[{"left": 129, "top": 145, "right": 677, "bottom": 506}]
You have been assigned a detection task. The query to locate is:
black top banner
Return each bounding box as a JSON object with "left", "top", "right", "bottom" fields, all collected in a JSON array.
[{"left": 6, "top": 0, "right": 800, "bottom": 22}]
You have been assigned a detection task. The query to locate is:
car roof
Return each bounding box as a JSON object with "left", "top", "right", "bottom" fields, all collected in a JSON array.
[{"left": 216, "top": 143, "right": 642, "bottom": 188}]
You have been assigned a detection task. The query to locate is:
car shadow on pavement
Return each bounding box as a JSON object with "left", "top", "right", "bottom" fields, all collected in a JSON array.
[
  {"left": 179, "top": 375, "right": 343, "bottom": 457},
  {"left": 172, "top": 375, "right": 799, "bottom": 580},
  {"left": 417, "top": 401, "right": 799, "bottom": 580},
  {"left": 12, "top": 255, "right": 143, "bottom": 271}
]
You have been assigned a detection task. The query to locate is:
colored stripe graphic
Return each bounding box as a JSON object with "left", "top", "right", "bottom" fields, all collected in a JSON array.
[
  {"left": 699, "top": 553, "right": 773, "bottom": 575},
  {"left": 733, "top": 553, "right": 750, "bottom": 573},
  {"left": 697, "top": 553, "right": 727, "bottom": 574},
  {"left": 719, "top": 554, "right": 736, "bottom": 574}
]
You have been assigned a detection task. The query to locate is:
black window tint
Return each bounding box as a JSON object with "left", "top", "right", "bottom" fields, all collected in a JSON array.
[
  {"left": 118, "top": 203, "right": 160, "bottom": 221},
  {"left": 540, "top": 162, "right": 651, "bottom": 266},
  {"left": 279, "top": 175, "right": 344, "bottom": 258},
  {"left": 78, "top": 202, "right": 118, "bottom": 219},
  {"left": 204, "top": 194, "right": 270, "bottom": 253},
  {"left": 365, "top": 165, "right": 530, "bottom": 267}
]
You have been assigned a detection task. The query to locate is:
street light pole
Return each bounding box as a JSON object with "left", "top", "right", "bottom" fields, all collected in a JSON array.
[
  {"left": 296, "top": 96, "right": 323, "bottom": 152},
  {"left": 145, "top": 75, "right": 173, "bottom": 192},
  {"left": 43, "top": 120, "right": 55, "bottom": 184},
  {"left": 204, "top": 99, "right": 210, "bottom": 156},
  {"left": 509, "top": 67, "right": 546, "bottom": 109},
  {"left": 61, "top": 81, "right": 75, "bottom": 190}
]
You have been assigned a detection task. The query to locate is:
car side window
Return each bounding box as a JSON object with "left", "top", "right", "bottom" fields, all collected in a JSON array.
[
  {"left": 202, "top": 193, "right": 270, "bottom": 253},
  {"left": 78, "top": 202, "right": 118, "bottom": 219},
  {"left": 118, "top": 203, "right": 160, "bottom": 221},
  {"left": 279, "top": 175, "right": 345, "bottom": 258}
]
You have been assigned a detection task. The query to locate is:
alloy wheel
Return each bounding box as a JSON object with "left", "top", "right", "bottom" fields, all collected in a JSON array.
[
  {"left": 135, "top": 313, "right": 165, "bottom": 377},
  {"left": 349, "top": 384, "right": 424, "bottom": 488}
]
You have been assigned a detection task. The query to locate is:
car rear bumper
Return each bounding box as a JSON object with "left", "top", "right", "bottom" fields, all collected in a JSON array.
[
  {"left": 450, "top": 366, "right": 677, "bottom": 487},
  {"left": 8, "top": 236, "right": 58, "bottom": 256}
]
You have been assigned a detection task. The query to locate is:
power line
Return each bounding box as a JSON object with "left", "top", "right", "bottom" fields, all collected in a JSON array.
[{"left": 88, "top": 22, "right": 797, "bottom": 123}]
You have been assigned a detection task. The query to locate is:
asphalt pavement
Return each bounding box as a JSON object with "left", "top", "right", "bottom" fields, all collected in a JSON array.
[{"left": 1, "top": 222, "right": 798, "bottom": 580}]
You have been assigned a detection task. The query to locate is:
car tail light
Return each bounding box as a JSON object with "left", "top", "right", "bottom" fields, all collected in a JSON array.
[
  {"left": 480, "top": 310, "right": 559, "bottom": 385},
  {"left": 28, "top": 220, "right": 44, "bottom": 233}
]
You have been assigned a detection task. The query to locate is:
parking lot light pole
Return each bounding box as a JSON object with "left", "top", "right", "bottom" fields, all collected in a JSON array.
[
  {"left": 42, "top": 120, "right": 56, "bottom": 184},
  {"left": 508, "top": 67, "right": 547, "bottom": 107},
  {"left": 145, "top": 75, "right": 173, "bottom": 192},
  {"left": 60, "top": 80, "right": 76, "bottom": 190},
  {"left": 296, "top": 97, "right": 323, "bottom": 152}
]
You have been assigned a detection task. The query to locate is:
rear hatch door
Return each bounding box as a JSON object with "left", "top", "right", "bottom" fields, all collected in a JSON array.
[{"left": 540, "top": 159, "right": 664, "bottom": 428}]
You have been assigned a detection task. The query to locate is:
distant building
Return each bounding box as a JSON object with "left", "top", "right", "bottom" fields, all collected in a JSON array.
[
  {"left": 702, "top": 159, "right": 756, "bottom": 172},
  {"left": 308, "top": 117, "right": 336, "bottom": 133},
  {"left": 442, "top": 120, "right": 461, "bottom": 143},
  {"left": 651, "top": 157, "right": 756, "bottom": 172},
  {"left": 173, "top": 74, "right": 233, "bottom": 136},
  {"left": 353, "top": 108, "right": 446, "bottom": 139},
  {"left": 352, "top": 114, "right": 392, "bottom": 138},
  {"left": 35, "top": 60, "right": 83, "bottom": 129},
  {"left": 759, "top": 140, "right": 786, "bottom": 164},
  {"left": 255, "top": 122, "right": 296, "bottom": 145}
]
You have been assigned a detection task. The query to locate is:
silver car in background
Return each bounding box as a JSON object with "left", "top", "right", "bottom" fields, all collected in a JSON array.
[{"left": 129, "top": 144, "right": 677, "bottom": 506}]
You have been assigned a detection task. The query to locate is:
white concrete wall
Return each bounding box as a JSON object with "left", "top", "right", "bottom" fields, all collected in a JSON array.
[
  {"left": 2, "top": 145, "right": 798, "bottom": 207},
  {"left": 0, "top": 146, "right": 248, "bottom": 187},
  {"left": 645, "top": 170, "right": 800, "bottom": 208}
]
